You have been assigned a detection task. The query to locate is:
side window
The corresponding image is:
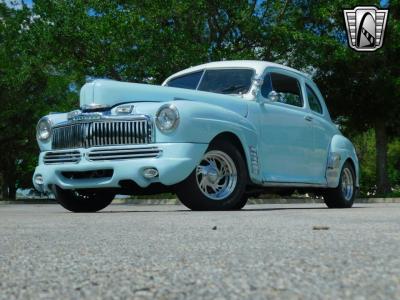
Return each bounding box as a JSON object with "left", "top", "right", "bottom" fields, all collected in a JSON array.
[
  {"left": 270, "top": 73, "right": 303, "bottom": 107},
  {"left": 306, "top": 84, "right": 323, "bottom": 114},
  {"left": 261, "top": 73, "right": 273, "bottom": 98},
  {"left": 166, "top": 71, "right": 203, "bottom": 89}
]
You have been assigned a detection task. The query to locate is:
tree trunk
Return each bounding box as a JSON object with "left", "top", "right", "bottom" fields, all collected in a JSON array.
[
  {"left": 375, "top": 121, "right": 391, "bottom": 195},
  {"left": 1, "top": 177, "right": 17, "bottom": 200},
  {"left": 7, "top": 183, "right": 16, "bottom": 200},
  {"left": 1, "top": 183, "right": 7, "bottom": 200}
]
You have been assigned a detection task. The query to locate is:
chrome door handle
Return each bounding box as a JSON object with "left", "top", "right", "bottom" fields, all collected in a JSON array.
[{"left": 304, "top": 115, "right": 313, "bottom": 122}]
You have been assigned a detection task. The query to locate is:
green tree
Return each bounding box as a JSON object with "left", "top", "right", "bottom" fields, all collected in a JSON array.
[{"left": 0, "top": 2, "right": 75, "bottom": 198}]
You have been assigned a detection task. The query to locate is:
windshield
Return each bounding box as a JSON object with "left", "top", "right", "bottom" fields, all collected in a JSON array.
[{"left": 166, "top": 69, "right": 254, "bottom": 95}]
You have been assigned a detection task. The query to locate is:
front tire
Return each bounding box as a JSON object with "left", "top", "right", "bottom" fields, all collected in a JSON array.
[
  {"left": 176, "top": 140, "right": 248, "bottom": 210},
  {"left": 323, "top": 161, "right": 356, "bottom": 208},
  {"left": 53, "top": 186, "right": 115, "bottom": 212}
]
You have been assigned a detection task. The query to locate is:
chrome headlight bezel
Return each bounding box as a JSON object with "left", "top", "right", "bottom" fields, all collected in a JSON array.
[
  {"left": 155, "top": 104, "right": 179, "bottom": 133},
  {"left": 36, "top": 117, "right": 52, "bottom": 142}
]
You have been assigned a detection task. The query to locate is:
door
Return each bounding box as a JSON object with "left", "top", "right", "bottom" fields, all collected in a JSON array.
[
  {"left": 258, "top": 71, "right": 315, "bottom": 183},
  {"left": 304, "top": 83, "right": 334, "bottom": 184}
]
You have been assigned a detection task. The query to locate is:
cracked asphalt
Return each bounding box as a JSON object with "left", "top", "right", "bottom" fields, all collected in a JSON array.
[{"left": 0, "top": 203, "right": 399, "bottom": 300}]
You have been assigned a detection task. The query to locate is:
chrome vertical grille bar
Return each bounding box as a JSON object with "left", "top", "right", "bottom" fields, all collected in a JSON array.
[
  {"left": 106, "top": 122, "right": 110, "bottom": 145},
  {"left": 101, "top": 122, "right": 104, "bottom": 145},
  {"left": 134, "top": 122, "right": 137, "bottom": 144},
  {"left": 142, "top": 121, "right": 146, "bottom": 144},
  {"left": 139, "top": 121, "right": 143, "bottom": 143},
  {"left": 96, "top": 122, "right": 100, "bottom": 146},
  {"left": 52, "top": 118, "right": 153, "bottom": 150},
  {"left": 124, "top": 122, "right": 126, "bottom": 143},
  {"left": 129, "top": 122, "right": 132, "bottom": 144}
]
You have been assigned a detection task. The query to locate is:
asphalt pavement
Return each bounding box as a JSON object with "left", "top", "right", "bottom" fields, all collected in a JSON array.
[{"left": 0, "top": 203, "right": 399, "bottom": 300}]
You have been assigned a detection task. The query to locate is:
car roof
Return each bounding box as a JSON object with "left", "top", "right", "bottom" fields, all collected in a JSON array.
[{"left": 162, "top": 60, "right": 310, "bottom": 85}]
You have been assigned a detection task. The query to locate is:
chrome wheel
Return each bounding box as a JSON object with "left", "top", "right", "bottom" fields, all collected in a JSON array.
[
  {"left": 341, "top": 167, "right": 354, "bottom": 201},
  {"left": 195, "top": 150, "right": 238, "bottom": 200}
]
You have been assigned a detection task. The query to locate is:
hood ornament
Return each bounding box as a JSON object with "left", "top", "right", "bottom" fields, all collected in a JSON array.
[{"left": 81, "top": 103, "right": 110, "bottom": 111}]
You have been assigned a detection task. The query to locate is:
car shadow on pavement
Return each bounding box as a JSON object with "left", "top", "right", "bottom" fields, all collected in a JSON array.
[{"left": 98, "top": 205, "right": 367, "bottom": 213}]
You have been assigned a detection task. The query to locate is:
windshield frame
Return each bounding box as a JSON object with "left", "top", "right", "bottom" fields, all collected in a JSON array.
[{"left": 165, "top": 67, "right": 256, "bottom": 96}]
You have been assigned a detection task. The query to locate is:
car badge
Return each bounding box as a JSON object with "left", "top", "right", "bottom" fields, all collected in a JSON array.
[
  {"left": 343, "top": 6, "right": 388, "bottom": 52},
  {"left": 71, "top": 113, "right": 103, "bottom": 121}
]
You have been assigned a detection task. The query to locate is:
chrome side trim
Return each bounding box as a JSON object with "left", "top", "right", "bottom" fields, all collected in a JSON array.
[
  {"left": 249, "top": 146, "right": 260, "bottom": 175},
  {"left": 86, "top": 146, "right": 162, "bottom": 161},
  {"left": 43, "top": 150, "right": 81, "bottom": 165},
  {"left": 261, "top": 182, "right": 328, "bottom": 188}
]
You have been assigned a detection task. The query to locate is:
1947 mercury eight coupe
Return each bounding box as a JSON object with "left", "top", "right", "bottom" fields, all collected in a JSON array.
[{"left": 33, "top": 61, "right": 359, "bottom": 212}]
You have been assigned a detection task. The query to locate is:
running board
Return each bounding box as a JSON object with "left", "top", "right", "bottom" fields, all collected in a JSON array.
[{"left": 261, "top": 182, "right": 328, "bottom": 188}]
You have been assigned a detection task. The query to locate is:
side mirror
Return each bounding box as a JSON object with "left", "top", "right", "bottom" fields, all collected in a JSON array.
[{"left": 267, "top": 90, "right": 280, "bottom": 102}]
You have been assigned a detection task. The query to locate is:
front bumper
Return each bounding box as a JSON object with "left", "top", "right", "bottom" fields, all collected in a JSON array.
[{"left": 33, "top": 143, "right": 208, "bottom": 193}]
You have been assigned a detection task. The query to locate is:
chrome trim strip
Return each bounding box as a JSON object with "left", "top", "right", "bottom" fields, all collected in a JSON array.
[
  {"left": 262, "top": 182, "right": 328, "bottom": 188},
  {"left": 86, "top": 146, "right": 162, "bottom": 161},
  {"left": 43, "top": 150, "right": 81, "bottom": 165}
]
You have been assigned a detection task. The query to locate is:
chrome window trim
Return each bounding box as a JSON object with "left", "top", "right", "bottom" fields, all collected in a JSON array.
[
  {"left": 165, "top": 70, "right": 204, "bottom": 89},
  {"left": 166, "top": 67, "right": 256, "bottom": 96},
  {"left": 258, "top": 67, "right": 307, "bottom": 110},
  {"left": 305, "top": 83, "right": 324, "bottom": 116}
]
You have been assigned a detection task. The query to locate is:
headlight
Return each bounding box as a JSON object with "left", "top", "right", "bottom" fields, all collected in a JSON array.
[
  {"left": 36, "top": 117, "right": 52, "bottom": 142},
  {"left": 156, "top": 104, "right": 179, "bottom": 132}
]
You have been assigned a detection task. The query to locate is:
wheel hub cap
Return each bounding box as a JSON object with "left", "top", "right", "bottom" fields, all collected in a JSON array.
[
  {"left": 195, "top": 150, "right": 238, "bottom": 201},
  {"left": 341, "top": 167, "right": 354, "bottom": 201}
]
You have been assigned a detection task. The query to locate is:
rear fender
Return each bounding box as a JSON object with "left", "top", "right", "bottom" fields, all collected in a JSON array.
[{"left": 326, "top": 135, "right": 360, "bottom": 188}]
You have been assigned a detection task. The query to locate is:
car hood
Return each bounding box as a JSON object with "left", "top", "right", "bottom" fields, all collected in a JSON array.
[{"left": 80, "top": 79, "right": 248, "bottom": 117}]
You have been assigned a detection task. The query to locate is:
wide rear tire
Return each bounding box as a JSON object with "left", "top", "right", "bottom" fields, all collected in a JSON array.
[
  {"left": 53, "top": 186, "right": 115, "bottom": 212},
  {"left": 176, "top": 140, "right": 248, "bottom": 210}
]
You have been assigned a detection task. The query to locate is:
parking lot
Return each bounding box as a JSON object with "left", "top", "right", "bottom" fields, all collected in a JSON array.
[{"left": 0, "top": 203, "right": 399, "bottom": 299}]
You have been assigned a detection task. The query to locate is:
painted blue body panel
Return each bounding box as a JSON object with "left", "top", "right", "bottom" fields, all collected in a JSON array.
[{"left": 34, "top": 62, "right": 360, "bottom": 192}]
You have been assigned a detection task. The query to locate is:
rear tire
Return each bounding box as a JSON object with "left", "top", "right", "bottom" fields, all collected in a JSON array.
[
  {"left": 232, "top": 195, "right": 249, "bottom": 210},
  {"left": 323, "top": 161, "right": 356, "bottom": 208},
  {"left": 53, "top": 186, "right": 115, "bottom": 212},
  {"left": 176, "top": 140, "right": 248, "bottom": 210}
]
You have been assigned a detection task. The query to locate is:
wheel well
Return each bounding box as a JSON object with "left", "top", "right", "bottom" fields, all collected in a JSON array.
[
  {"left": 344, "top": 158, "right": 356, "bottom": 173},
  {"left": 209, "top": 132, "right": 249, "bottom": 176}
]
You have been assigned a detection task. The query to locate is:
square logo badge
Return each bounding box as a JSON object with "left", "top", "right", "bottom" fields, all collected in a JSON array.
[{"left": 343, "top": 6, "right": 388, "bottom": 52}]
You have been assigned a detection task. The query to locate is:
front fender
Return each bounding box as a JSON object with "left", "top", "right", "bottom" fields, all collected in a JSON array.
[
  {"left": 326, "top": 134, "right": 360, "bottom": 188},
  {"left": 155, "top": 101, "right": 261, "bottom": 183}
]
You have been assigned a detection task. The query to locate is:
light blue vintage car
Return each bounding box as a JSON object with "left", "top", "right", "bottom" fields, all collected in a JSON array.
[{"left": 33, "top": 61, "right": 359, "bottom": 212}]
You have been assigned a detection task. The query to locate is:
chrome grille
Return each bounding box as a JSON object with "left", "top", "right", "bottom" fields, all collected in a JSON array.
[
  {"left": 43, "top": 150, "right": 81, "bottom": 164},
  {"left": 52, "top": 119, "right": 152, "bottom": 150},
  {"left": 87, "top": 146, "right": 161, "bottom": 161}
]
